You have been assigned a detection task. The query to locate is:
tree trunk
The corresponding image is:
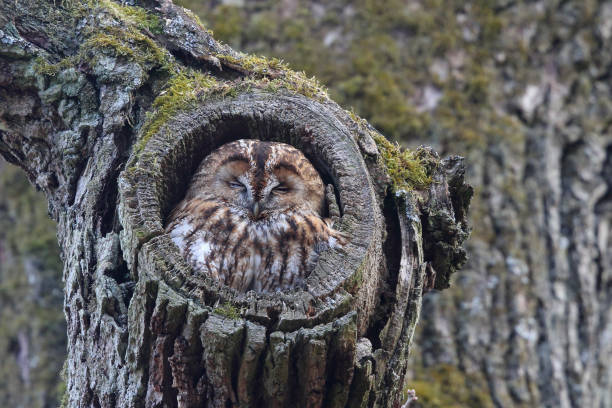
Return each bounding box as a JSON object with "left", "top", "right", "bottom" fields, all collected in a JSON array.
[
  {"left": 404, "top": 2, "right": 612, "bottom": 408},
  {"left": 0, "top": 1, "right": 471, "bottom": 407}
]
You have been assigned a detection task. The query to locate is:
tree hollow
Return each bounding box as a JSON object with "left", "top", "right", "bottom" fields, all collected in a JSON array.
[{"left": 119, "top": 92, "right": 384, "bottom": 334}]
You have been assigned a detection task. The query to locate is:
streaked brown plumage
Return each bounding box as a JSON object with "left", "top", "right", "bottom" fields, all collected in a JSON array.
[{"left": 165, "top": 139, "right": 344, "bottom": 293}]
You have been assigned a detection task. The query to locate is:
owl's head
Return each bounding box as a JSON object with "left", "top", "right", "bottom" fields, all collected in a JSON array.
[{"left": 187, "top": 139, "right": 325, "bottom": 220}]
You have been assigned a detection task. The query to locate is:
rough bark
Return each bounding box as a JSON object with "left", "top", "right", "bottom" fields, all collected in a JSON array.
[
  {"left": 0, "top": 1, "right": 470, "bottom": 407},
  {"left": 404, "top": 2, "right": 612, "bottom": 408}
]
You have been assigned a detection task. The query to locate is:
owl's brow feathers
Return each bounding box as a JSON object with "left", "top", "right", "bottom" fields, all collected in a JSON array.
[
  {"left": 217, "top": 144, "right": 303, "bottom": 203},
  {"left": 219, "top": 153, "right": 249, "bottom": 166},
  {"left": 273, "top": 161, "right": 300, "bottom": 175},
  {"left": 222, "top": 142, "right": 303, "bottom": 196}
]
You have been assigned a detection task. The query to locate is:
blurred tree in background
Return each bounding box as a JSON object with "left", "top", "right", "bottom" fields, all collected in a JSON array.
[
  {"left": 0, "top": 160, "right": 65, "bottom": 408},
  {"left": 1, "top": 0, "right": 610, "bottom": 407}
]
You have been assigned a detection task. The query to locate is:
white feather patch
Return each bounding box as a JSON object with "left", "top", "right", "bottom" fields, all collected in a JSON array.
[
  {"left": 169, "top": 219, "right": 193, "bottom": 251},
  {"left": 192, "top": 238, "right": 212, "bottom": 264}
]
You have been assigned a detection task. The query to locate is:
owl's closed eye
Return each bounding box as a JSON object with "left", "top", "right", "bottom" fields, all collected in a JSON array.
[{"left": 165, "top": 139, "right": 345, "bottom": 293}]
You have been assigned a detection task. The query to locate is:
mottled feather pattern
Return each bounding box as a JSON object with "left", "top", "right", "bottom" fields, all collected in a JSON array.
[{"left": 165, "top": 139, "right": 345, "bottom": 293}]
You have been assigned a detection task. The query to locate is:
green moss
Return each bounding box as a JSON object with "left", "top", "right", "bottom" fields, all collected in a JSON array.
[
  {"left": 82, "top": 24, "right": 170, "bottom": 70},
  {"left": 136, "top": 70, "right": 217, "bottom": 153},
  {"left": 214, "top": 52, "right": 328, "bottom": 100},
  {"left": 33, "top": 56, "right": 76, "bottom": 77},
  {"left": 85, "top": 32, "right": 135, "bottom": 58},
  {"left": 347, "top": 118, "right": 432, "bottom": 195},
  {"left": 134, "top": 50, "right": 335, "bottom": 154},
  {"left": 33, "top": 1, "right": 173, "bottom": 81},
  {"left": 375, "top": 134, "right": 434, "bottom": 193},
  {"left": 102, "top": 0, "right": 164, "bottom": 34},
  {"left": 216, "top": 53, "right": 282, "bottom": 73},
  {"left": 346, "top": 109, "right": 433, "bottom": 193},
  {"left": 214, "top": 302, "right": 241, "bottom": 320},
  {"left": 274, "top": 71, "right": 328, "bottom": 100},
  {"left": 409, "top": 364, "right": 495, "bottom": 408}
]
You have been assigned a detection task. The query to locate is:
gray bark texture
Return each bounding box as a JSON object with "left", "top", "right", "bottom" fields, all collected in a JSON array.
[{"left": 0, "top": 1, "right": 470, "bottom": 407}]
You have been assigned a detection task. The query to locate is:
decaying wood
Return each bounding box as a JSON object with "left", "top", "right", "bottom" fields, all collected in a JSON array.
[{"left": 0, "top": 1, "right": 471, "bottom": 406}]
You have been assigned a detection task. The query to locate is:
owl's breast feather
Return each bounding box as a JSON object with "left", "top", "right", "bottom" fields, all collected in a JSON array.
[{"left": 166, "top": 204, "right": 344, "bottom": 292}]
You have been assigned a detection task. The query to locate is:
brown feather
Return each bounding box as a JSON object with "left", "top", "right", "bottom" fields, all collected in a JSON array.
[{"left": 165, "top": 139, "right": 345, "bottom": 293}]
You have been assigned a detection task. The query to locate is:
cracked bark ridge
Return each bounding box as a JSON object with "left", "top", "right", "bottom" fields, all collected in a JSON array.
[{"left": 0, "top": 1, "right": 470, "bottom": 407}]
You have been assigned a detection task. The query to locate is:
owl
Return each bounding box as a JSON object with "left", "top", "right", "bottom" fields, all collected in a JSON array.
[{"left": 165, "top": 139, "right": 345, "bottom": 293}]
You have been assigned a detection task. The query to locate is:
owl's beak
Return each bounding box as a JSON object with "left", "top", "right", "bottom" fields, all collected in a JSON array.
[{"left": 251, "top": 201, "right": 261, "bottom": 218}]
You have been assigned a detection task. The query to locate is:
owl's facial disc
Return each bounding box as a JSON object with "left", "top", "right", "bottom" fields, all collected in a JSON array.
[{"left": 201, "top": 140, "right": 324, "bottom": 222}]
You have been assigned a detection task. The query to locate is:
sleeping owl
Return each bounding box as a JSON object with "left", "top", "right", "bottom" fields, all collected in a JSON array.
[{"left": 165, "top": 139, "right": 345, "bottom": 293}]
